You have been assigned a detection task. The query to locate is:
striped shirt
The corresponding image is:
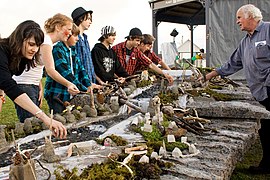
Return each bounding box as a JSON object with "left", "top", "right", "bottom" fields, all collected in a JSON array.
[
  {"left": 112, "top": 41, "right": 152, "bottom": 75},
  {"left": 44, "top": 41, "right": 91, "bottom": 102},
  {"left": 144, "top": 50, "right": 162, "bottom": 65}
]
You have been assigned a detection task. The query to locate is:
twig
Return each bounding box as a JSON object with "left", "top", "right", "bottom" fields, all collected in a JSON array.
[
  {"left": 11, "top": 129, "right": 17, "bottom": 149},
  {"left": 35, "top": 159, "right": 51, "bottom": 180},
  {"left": 49, "top": 109, "right": 53, "bottom": 142},
  {"left": 183, "top": 116, "right": 211, "bottom": 123}
]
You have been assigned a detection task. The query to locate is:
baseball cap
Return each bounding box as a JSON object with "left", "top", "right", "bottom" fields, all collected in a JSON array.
[{"left": 125, "top": 27, "right": 142, "bottom": 38}]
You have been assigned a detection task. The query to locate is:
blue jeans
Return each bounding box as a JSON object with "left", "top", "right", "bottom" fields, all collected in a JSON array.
[{"left": 15, "top": 84, "right": 40, "bottom": 123}]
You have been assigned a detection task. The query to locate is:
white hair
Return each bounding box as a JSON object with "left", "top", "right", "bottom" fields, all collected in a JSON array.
[{"left": 238, "top": 4, "right": 263, "bottom": 21}]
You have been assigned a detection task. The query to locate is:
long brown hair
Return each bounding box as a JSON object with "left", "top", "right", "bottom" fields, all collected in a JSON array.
[{"left": 0, "top": 20, "right": 44, "bottom": 72}]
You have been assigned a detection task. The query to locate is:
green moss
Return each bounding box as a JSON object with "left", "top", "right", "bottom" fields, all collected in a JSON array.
[
  {"left": 54, "top": 156, "right": 173, "bottom": 180},
  {"left": 54, "top": 166, "right": 80, "bottom": 180},
  {"left": 158, "top": 92, "right": 178, "bottom": 105},
  {"left": 201, "top": 88, "right": 234, "bottom": 101},
  {"left": 146, "top": 141, "right": 188, "bottom": 152},
  {"left": 137, "top": 80, "right": 152, "bottom": 88},
  {"left": 96, "top": 134, "right": 128, "bottom": 146},
  {"left": 187, "top": 87, "right": 235, "bottom": 101},
  {"left": 133, "top": 124, "right": 163, "bottom": 142},
  {"left": 208, "top": 83, "right": 223, "bottom": 90}
]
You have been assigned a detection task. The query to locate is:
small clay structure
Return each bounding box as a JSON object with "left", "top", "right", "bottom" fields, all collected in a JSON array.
[
  {"left": 141, "top": 70, "right": 149, "bottom": 81},
  {"left": 96, "top": 90, "right": 105, "bottom": 104},
  {"left": 130, "top": 79, "right": 137, "bottom": 88},
  {"left": 110, "top": 96, "right": 120, "bottom": 113},
  {"left": 161, "top": 106, "right": 174, "bottom": 117},
  {"left": 64, "top": 112, "right": 76, "bottom": 123},
  {"left": 9, "top": 151, "right": 36, "bottom": 180},
  {"left": 14, "top": 122, "right": 25, "bottom": 137},
  {"left": 146, "top": 98, "right": 155, "bottom": 116},
  {"left": 103, "top": 137, "right": 117, "bottom": 147},
  {"left": 53, "top": 114, "right": 66, "bottom": 124},
  {"left": 23, "top": 118, "right": 33, "bottom": 135},
  {"left": 40, "top": 136, "right": 61, "bottom": 163},
  {"left": 0, "top": 125, "right": 7, "bottom": 149},
  {"left": 82, "top": 105, "right": 97, "bottom": 117}
]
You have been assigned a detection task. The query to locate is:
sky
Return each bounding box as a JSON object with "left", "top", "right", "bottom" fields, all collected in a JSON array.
[{"left": 0, "top": 0, "right": 206, "bottom": 52}]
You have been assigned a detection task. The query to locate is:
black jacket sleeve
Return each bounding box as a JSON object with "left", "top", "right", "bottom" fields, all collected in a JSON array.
[{"left": 0, "top": 50, "right": 24, "bottom": 101}]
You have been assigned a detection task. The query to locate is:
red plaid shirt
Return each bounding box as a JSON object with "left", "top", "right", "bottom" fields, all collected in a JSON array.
[
  {"left": 144, "top": 50, "right": 162, "bottom": 65},
  {"left": 112, "top": 41, "right": 152, "bottom": 75}
]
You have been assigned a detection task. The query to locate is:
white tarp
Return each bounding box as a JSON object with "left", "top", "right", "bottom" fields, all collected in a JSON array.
[{"left": 160, "top": 42, "right": 178, "bottom": 66}]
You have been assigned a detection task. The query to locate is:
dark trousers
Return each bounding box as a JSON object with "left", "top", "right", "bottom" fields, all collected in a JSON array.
[
  {"left": 46, "top": 96, "right": 65, "bottom": 114},
  {"left": 15, "top": 84, "right": 40, "bottom": 123},
  {"left": 258, "top": 87, "right": 270, "bottom": 167}
]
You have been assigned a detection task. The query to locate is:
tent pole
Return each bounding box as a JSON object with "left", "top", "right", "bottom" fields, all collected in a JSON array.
[{"left": 152, "top": 10, "right": 158, "bottom": 54}]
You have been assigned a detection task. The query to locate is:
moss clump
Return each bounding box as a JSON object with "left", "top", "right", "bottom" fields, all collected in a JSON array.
[
  {"left": 158, "top": 92, "right": 179, "bottom": 105},
  {"left": 200, "top": 88, "right": 234, "bottom": 101},
  {"left": 96, "top": 134, "right": 128, "bottom": 146},
  {"left": 208, "top": 83, "right": 223, "bottom": 90},
  {"left": 80, "top": 161, "right": 130, "bottom": 180},
  {"left": 137, "top": 80, "right": 152, "bottom": 88},
  {"left": 54, "top": 166, "right": 80, "bottom": 180},
  {"left": 133, "top": 124, "right": 163, "bottom": 142},
  {"left": 54, "top": 155, "right": 173, "bottom": 180},
  {"left": 147, "top": 141, "right": 188, "bottom": 152}
]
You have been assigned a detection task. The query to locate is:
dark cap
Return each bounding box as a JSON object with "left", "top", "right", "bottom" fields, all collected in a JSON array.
[
  {"left": 71, "top": 7, "right": 93, "bottom": 22},
  {"left": 125, "top": 27, "right": 142, "bottom": 38}
]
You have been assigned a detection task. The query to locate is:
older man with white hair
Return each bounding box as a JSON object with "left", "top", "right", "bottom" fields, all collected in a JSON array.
[{"left": 201, "top": 4, "right": 270, "bottom": 174}]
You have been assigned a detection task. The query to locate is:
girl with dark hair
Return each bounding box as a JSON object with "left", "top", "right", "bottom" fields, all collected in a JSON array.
[{"left": 0, "top": 20, "right": 67, "bottom": 139}]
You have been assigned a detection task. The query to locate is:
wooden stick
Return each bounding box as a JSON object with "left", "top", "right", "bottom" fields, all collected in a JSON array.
[
  {"left": 49, "top": 109, "right": 53, "bottom": 142},
  {"left": 183, "top": 116, "right": 211, "bottom": 123},
  {"left": 11, "top": 129, "right": 17, "bottom": 149},
  {"left": 119, "top": 98, "right": 144, "bottom": 114}
]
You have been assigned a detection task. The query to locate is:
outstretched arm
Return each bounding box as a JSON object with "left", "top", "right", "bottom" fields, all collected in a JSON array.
[
  {"left": 14, "top": 93, "right": 67, "bottom": 139},
  {"left": 159, "top": 60, "right": 171, "bottom": 70},
  {"left": 148, "top": 62, "right": 174, "bottom": 85},
  {"left": 40, "top": 44, "right": 80, "bottom": 95}
]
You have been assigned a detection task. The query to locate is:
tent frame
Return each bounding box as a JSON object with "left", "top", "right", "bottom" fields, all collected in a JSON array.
[{"left": 149, "top": 0, "right": 210, "bottom": 65}]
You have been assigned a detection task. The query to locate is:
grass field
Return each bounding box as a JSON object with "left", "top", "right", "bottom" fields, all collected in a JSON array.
[
  {"left": 0, "top": 78, "right": 269, "bottom": 179},
  {"left": 0, "top": 78, "right": 49, "bottom": 127}
]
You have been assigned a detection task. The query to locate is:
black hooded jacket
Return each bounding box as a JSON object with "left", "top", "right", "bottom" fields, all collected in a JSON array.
[{"left": 91, "top": 43, "right": 129, "bottom": 82}]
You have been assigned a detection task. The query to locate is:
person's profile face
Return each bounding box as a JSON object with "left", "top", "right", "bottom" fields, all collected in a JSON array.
[
  {"left": 22, "top": 36, "right": 39, "bottom": 60},
  {"left": 106, "top": 35, "right": 116, "bottom": 45},
  {"left": 67, "top": 34, "right": 79, "bottom": 47},
  {"left": 81, "top": 13, "right": 92, "bottom": 30},
  {"left": 59, "top": 22, "right": 73, "bottom": 41},
  {"left": 132, "top": 38, "right": 141, "bottom": 48},
  {"left": 236, "top": 10, "right": 251, "bottom": 32}
]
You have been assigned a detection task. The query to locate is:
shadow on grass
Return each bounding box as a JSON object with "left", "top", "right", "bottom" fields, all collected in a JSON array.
[{"left": 231, "top": 138, "right": 270, "bottom": 180}]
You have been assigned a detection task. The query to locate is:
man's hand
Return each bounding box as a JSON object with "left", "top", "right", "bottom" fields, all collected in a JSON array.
[
  {"left": 164, "top": 73, "right": 174, "bottom": 85},
  {"left": 116, "top": 77, "right": 126, "bottom": 84},
  {"left": 198, "top": 70, "right": 219, "bottom": 82}
]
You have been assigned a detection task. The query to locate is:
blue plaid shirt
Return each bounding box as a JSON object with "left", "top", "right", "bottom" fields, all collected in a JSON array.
[
  {"left": 44, "top": 41, "right": 91, "bottom": 102},
  {"left": 75, "top": 33, "right": 96, "bottom": 83}
]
